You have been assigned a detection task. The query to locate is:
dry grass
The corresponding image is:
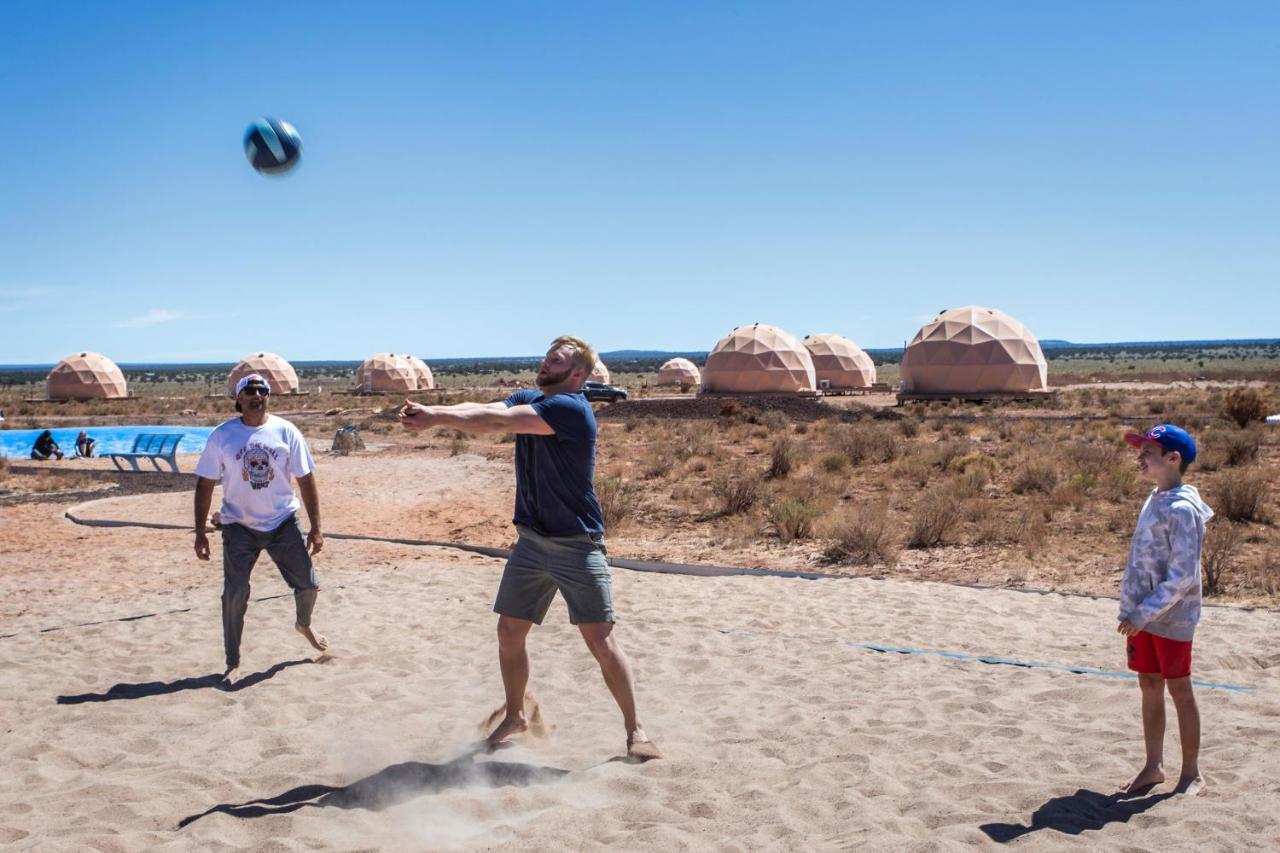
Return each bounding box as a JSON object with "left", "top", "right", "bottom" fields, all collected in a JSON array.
[
  {"left": 1213, "top": 468, "right": 1270, "bottom": 523},
  {"left": 768, "top": 496, "right": 820, "bottom": 542},
  {"left": 595, "top": 474, "right": 641, "bottom": 530},
  {"left": 768, "top": 435, "right": 797, "bottom": 479},
  {"left": 711, "top": 469, "right": 764, "bottom": 515},
  {"left": 907, "top": 486, "right": 964, "bottom": 549},
  {"left": 823, "top": 505, "right": 900, "bottom": 567},
  {"left": 1222, "top": 387, "right": 1268, "bottom": 428},
  {"left": 835, "top": 424, "right": 901, "bottom": 466},
  {"left": 1012, "top": 460, "right": 1058, "bottom": 495},
  {"left": 1203, "top": 521, "right": 1246, "bottom": 596}
]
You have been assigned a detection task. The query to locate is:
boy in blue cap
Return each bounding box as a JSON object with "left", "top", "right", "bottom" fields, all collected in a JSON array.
[{"left": 1117, "top": 424, "right": 1213, "bottom": 796}]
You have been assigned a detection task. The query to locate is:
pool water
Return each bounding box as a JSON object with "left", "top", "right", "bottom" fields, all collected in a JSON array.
[{"left": 0, "top": 425, "right": 214, "bottom": 459}]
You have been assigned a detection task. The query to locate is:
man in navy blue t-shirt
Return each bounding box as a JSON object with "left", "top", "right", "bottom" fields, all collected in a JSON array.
[{"left": 400, "top": 336, "right": 659, "bottom": 760}]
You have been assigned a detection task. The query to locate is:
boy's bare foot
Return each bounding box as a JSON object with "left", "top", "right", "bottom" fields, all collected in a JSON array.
[
  {"left": 1175, "top": 774, "right": 1206, "bottom": 796},
  {"left": 1120, "top": 765, "right": 1165, "bottom": 794},
  {"left": 295, "top": 623, "right": 328, "bottom": 653},
  {"left": 221, "top": 666, "right": 240, "bottom": 687},
  {"left": 486, "top": 713, "right": 528, "bottom": 749},
  {"left": 626, "top": 728, "right": 662, "bottom": 761}
]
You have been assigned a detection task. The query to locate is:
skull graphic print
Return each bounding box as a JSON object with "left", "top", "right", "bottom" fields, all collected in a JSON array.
[{"left": 241, "top": 444, "right": 275, "bottom": 491}]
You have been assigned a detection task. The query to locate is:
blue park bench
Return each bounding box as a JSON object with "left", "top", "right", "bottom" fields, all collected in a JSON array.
[{"left": 105, "top": 433, "right": 186, "bottom": 473}]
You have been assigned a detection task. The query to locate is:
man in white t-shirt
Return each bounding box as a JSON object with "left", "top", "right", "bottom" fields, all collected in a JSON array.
[{"left": 194, "top": 374, "right": 328, "bottom": 685}]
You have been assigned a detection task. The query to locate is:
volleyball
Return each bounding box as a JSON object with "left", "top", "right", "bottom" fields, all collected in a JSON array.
[{"left": 244, "top": 117, "right": 302, "bottom": 175}]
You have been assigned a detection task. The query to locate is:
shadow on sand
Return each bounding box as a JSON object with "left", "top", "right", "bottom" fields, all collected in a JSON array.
[
  {"left": 56, "top": 659, "right": 313, "bottom": 704},
  {"left": 980, "top": 787, "right": 1174, "bottom": 842},
  {"left": 177, "top": 751, "right": 569, "bottom": 828}
]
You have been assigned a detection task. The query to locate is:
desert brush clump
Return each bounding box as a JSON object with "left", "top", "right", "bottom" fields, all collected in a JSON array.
[
  {"left": 823, "top": 504, "right": 900, "bottom": 567},
  {"left": 907, "top": 485, "right": 964, "bottom": 548},
  {"left": 1012, "top": 460, "right": 1058, "bottom": 495},
  {"left": 1222, "top": 387, "right": 1267, "bottom": 428},
  {"left": 1202, "top": 520, "right": 1246, "bottom": 596},
  {"left": 595, "top": 474, "right": 641, "bottom": 530},
  {"left": 768, "top": 434, "right": 797, "bottom": 479},
  {"left": 834, "top": 423, "right": 901, "bottom": 466},
  {"left": 819, "top": 452, "right": 849, "bottom": 474},
  {"left": 711, "top": 469, "right": 764, "bottom": 515},
  {"left": 1213, "top": 468, "right": 1270, "bottom": 523},
  {"left": 768, "top": 496, "right": 820, "bottom": 542},
  {"left": 1217, "top": 427, "right": 1262, "bottom": 468}
]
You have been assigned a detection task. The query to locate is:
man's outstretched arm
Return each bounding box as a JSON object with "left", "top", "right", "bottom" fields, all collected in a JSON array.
[{"left": 399, "top": 401, "right": 554, "bottom": 436}]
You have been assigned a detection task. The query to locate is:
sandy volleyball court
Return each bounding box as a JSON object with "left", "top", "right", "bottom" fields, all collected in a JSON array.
[{"left": 1, "top": 455, "right": 1278, "bottom": 850}]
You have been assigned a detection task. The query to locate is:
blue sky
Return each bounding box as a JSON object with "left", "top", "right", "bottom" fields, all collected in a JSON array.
[{"left": 1, "top": 2, "right": 1276, "bottom": 363}]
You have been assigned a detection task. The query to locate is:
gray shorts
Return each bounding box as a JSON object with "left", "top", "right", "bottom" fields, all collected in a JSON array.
[{"left": 493, "top": 525, "right": 613, "bottom": 625}]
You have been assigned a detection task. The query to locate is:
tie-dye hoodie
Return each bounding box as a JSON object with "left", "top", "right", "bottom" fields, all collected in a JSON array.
[{"left": 1118, "top": 484, "right": 1214, "bottom": 641}]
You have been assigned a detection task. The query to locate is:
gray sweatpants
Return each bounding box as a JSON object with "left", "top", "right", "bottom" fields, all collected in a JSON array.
[{"left": 221, "top": 515, "right": 319, "bottom": 668}]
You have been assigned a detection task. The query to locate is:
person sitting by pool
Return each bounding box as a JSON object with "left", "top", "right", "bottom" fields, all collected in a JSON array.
[
  {"left": 31, "top": 430, "right": 64, "bottom": 460},
  {"left": 74, "top": 431, "right": 96, "bottom": 458}
]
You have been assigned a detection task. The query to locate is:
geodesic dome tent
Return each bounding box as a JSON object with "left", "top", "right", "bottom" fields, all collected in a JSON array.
[
  {"left": 355, "top": 353, "right": 418, "bottom": 393},
  {"left": 47, "top": 352, "right": 128, "bottom": 400},
  {"left": 900, "top": 306, "right": 1047, "bottom": 394},
  {"left": 801, "top": 334, "right": 876, "bottom": 390},
  {"left": 226, "top": 352, "right": 299, "bottom": 397},
  {"left": 701, "top": 324, "right": 817, "bottom": 394},
  {"left": 589, "top": 360, "right": 610, "bottom": 384},
  {"left": 404, "top": 356, "right": 435, "bottom": 390},
  {"left": 656, "top": 357, "right": 701, "bottom": 387}
]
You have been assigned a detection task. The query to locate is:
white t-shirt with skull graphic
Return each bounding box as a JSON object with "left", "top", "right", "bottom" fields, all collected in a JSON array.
[{"left": 195, "top": 414, "right": 316, "bottom": 532}]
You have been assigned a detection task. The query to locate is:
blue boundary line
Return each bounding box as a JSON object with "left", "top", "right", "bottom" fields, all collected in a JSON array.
[{"left": 717, "top": 629, "right": 1256, "bottom": 693}]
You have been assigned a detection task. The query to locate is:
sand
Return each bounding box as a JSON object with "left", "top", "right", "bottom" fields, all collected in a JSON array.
[{"left": 1, "top": 453, "right": 1278, "bottom": 851}]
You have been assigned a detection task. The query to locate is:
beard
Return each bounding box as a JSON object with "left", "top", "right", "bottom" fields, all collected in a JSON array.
[{"left": 536, "top": 365, "right": 573, "bottom": 388}]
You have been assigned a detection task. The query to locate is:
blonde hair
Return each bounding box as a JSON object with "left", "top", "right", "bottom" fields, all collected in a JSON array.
[{"left": 548, "top": 335, "right": 598, "bottom": 378}]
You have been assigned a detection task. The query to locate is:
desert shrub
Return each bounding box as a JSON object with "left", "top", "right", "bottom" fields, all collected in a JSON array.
[
  {"left": 820, "top": 452, "right": 849, "bottom": 474},
  {"left": 1064, "top": 443, "right": 1117, "bottom": 481},
  {"left": 949, "top": 453, "right": 998, "bottom": 476},
  {"left": 757, "top": 410, "right": 790, "bottom": 433},
  {"left": 448, "top": 432, "right": 469, "bottom": 456},
  {"left": 1012, "top": 461, "right": 1058, "bottom": 495},
  {"left": 596, "top": 475, "right": 640, "bottom": 529},
  {"left": 1202, "top": 521, "right": 1245, "bottom": 596},
  {"left": 1218, "top": 428, "right": 1262, "bottom": 468},
  {"left": 897, "top": 416, "right": 921, "bottom": 438},
  {"left": 949, "top": 421, "right": 971, "bottom": 438},
  {"left": 768, "top": 435, "right": 797, "bottom": 479},
  {"left": 1214, "top": 468, "right": 1269, "bottom": 523},
  {"left": 769, "top": 496, "right": 820, "bottom": 543},
  {"left": 1222, "top": 387, "right": 1267, "bottom": 428},
  {"left": 824, "top": 505, "right": 900, "bottom": 566},
  {"left": 835, "top": 424, "right": 900, "bottom": 465},
  {"left": 711, "top": 470, "right": 764, "bottom": 515},
  {"left": 892, "top": 455, "right": 932, "bottom": 488},
  {"left": 674, "top": 423, "right": 715, "bottom": 461},
  {"left": 1101, "top": 463, "right": 1139, "bottom": 503},
  {"left": 642, "top": 448, "right": 674, "bottom": 479},
  {"left": 930, "top": 440, "right": 969, "bottom": 471},
  {"left": 949, "top": 468, "right": 990, "bottom": 500},
  {"left": 0, "top": 457, "right": 9, "bottom": 485},
  {"left": 1244, "top": 551, "right": 1280, "bottom": 596},
  {"left": 907, "top": 486, "right": 963, "bottom": 548}
]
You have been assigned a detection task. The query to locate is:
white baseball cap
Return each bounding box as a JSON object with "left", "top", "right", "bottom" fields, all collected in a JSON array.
[{"left": 234, "top": 374, "right": 272, "bottom": 396}]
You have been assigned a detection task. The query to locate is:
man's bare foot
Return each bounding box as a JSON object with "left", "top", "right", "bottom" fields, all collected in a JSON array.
[
  {"left": 1120, "top": 765, "right": 1165, "bottom": 794},
  {"left": 626, "top": 728, "right": 662, "bottom": 761},
  {"left": 486, "top": 713, "right": 528, "bottom": 749},
  {"left": 295, "top": 623, "right": 329, "bottom": 654},
  {"left": 221, "top": 666, "right": 241, "bottom": 687},
  {"left": 1175, "top": 774, "right": 1206, "bottom": 796}
]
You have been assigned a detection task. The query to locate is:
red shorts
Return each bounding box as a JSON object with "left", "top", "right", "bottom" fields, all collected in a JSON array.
[{"left": 1126, "top": 630, "right": 1192, "bottom": 680}]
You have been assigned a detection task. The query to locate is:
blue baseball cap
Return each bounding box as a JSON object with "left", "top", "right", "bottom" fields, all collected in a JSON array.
[{"left": 1124, "top": 423, "right": 1197, "bottom": 463}]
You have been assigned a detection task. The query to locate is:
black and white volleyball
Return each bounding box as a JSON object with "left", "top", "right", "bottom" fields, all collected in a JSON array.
[{"left": 244, "top": 117, "right": 302, "bottom": 175}]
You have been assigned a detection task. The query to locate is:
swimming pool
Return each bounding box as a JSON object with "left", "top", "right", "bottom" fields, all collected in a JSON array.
[{"left": 0, "top": 425, "right": 214, "bottom": 459}]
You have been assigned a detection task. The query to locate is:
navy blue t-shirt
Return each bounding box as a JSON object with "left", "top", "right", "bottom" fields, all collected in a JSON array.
[{"left": 504, "top": 389, "right": 605, "bottom": 537}]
